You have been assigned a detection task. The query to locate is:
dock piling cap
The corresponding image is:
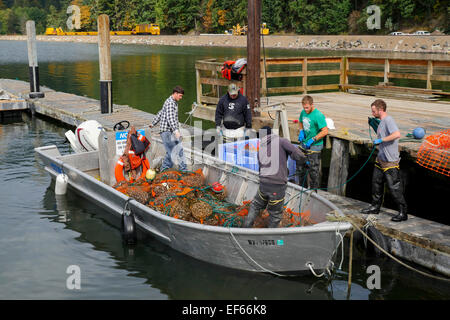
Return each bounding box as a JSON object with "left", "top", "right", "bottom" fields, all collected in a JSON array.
[{"left": 29, "top": 92, "right": 45, "bottom": 99}]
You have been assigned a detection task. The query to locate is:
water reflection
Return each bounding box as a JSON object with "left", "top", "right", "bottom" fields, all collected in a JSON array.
[{"left": 41, "top": 184, "right": 338, "bottom": 300}]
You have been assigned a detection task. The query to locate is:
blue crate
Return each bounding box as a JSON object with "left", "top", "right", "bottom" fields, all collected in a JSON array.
[
  {"left": 237, "top": 152, "right": 259, "bottom": 171},
  {"left": 218, "top": 138, "right": 298, "bottom": 175},
  {"left": 218, "top": 138, "right": 260, "bottom": 170}
]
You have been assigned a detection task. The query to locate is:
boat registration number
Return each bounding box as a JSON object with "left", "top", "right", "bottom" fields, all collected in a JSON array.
[{"left": 247, "top": 239, "right": 284, "bottom": 246}]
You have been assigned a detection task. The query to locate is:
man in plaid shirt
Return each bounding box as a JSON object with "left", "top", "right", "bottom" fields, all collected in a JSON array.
[{"left": 149, "top": 86, "right": 187, "bottom": 171}]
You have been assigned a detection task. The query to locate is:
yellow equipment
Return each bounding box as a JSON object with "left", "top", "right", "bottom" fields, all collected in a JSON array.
[
  {"left": 231, "top": 24, "right": 247, "bottom": 35},
  {"left": 44, "top": 23, "right": 160, "bottom": 36},
  {"left": 132, "top": 23, "right": 160, "bottom": 35},
  {"left": 224, "top": 23, "right": 268, "bottom": 36},
  {"left": 261, "top": 22, "right": 269, "bottom": 35}
]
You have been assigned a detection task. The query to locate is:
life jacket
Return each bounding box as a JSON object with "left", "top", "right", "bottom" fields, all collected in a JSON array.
[
  {"left": 115, "top": 132, "right": 151, "bottom": 183},
  {"left": 128, "top": 133, "right": 150, "bottom": 170},
  {"left": 221, "top": 60, "right": 235, "bottom": 80},
  {"left": 221, "top": 59, "right": 247, "bottom": 81}
]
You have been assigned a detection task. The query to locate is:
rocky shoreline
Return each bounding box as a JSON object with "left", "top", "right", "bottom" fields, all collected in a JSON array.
[{"left": 1, "top": 34, "right": 449, "bottom": 55}]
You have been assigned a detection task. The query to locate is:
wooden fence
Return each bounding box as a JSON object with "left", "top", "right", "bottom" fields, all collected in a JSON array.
[{"left": 195, "top": 56, "right": 450, "bottom": 105}]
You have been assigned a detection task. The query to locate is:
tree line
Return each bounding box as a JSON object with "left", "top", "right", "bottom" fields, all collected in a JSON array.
[{"left": 0, "top": 0, "right": 448, "bottom": 35}]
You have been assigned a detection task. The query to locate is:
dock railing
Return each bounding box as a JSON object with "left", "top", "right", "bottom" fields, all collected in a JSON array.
[{"left": 195, "top": 56, "right": 450, "bottom": 106}]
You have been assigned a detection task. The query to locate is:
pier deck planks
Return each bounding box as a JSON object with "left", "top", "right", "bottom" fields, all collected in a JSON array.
[{"left": 259, "top": 92, "right": 450, "bottom": 158}]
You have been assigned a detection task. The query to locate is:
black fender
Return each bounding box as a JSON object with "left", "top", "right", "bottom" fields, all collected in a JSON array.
[{"left": 121, "top": 201, "right": 137, "bottom": 245}]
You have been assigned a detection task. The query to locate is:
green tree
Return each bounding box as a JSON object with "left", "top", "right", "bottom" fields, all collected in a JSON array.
[
  {"left": 262, "top": 0, "right": 287, "bottom": 33},
  {"left": 288, "top": 0, "right": 316, "bottom": 34},
  {"left": 154, "top": 0, "right": 167, "bottom": 29},
  {"left": 46, "top": 4, "right": 64, "bottom": 28},
  {"left": 319, "top": 0, "right": 351, "bottom": 34}
]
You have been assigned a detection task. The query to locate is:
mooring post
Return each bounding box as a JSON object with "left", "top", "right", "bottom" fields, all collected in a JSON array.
[
  {"left": 97, "top": 14, "right": 113, "bottom": 114},
  {"left": 327, "top": 137, "right": 350, "bottom": 196},
  {"left": 26, "top": 21, "right": 44, "bottom": 99}
]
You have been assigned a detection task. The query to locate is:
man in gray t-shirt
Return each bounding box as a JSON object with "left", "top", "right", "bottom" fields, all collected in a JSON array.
[
  {"left": 376, "top": 115, "right": 400, "bottom": 162},
  {"left": 360, "top": 99, "right": 408, "bottom": 222}
]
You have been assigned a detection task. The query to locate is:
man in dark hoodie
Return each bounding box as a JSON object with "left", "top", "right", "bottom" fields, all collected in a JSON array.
[
  {"left": 215, "top": 83, "right": 252, "bottom": 142},
  {"left": 243, "top": 127, "right": 308, "bottom": 228}
]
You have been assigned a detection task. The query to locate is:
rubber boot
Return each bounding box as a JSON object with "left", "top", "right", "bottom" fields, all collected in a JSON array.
[
  {"left": 243, "top": 203, "right": 259, "bottom": 228},
  {"left": 267, "top": 197, "right": 284, "bottom": 228},
  {"left": 267, "top": 209, "right": 283, "bottom": 228},
  {"left": 243, "top": 191, "right": 267, "bottom": 228},
  {"left": 360, "top": 205, "right": 381, "bottom": 215},
  {"left": 385, "top": 168, "right": 408, "bottom": 222},
  {"left": 266, "top": 185, "right": 286, "bottom": 228},
  {"left": 391, "top": 205, "right": 408, "bottom": 222},
  {"left": 360, "top": 166, "right": 384, "bottom": 214}
]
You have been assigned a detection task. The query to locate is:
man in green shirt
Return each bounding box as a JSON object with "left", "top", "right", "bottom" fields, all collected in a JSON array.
[{"left": 296, "top": 95, "right": 328, "bottom": 190}]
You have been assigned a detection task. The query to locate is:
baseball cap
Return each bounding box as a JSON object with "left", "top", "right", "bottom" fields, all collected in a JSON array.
[{"left": 228, "top": 83, "right": 239, "bottom": 95}]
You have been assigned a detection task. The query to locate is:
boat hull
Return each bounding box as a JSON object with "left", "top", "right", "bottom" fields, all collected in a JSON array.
[{"left": 35, "top": 141, "right": 351, "bottom": 274}]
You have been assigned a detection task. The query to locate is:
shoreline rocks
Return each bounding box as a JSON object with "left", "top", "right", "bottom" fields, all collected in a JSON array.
[{"left": 0, "top": 34, "right": 449, "bottom": 55}]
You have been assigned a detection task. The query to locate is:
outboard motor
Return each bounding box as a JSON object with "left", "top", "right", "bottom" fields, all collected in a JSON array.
[{"left": 65, "top": 120, "right": 103, "bottom": 153}]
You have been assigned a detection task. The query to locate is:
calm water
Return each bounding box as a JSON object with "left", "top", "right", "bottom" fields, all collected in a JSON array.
[{"left": 0, "top": 40, "right": 449, "bottom": 300}]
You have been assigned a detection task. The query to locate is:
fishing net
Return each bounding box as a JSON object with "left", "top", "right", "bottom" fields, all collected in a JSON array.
[
  {"left": 416, "top": 129, "right": 450, "bottom": 177},
  {"left": 113, "top": 168, "right": 314, "bottom": 228}
]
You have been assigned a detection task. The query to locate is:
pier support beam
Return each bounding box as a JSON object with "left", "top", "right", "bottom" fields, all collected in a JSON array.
[
  {"left": 327, "top": 138, "right": 350, "bottom": 196},
  {"left": 26, "top": 21, "right": 44, "bottom": 99},
  {"left": 98, "top": 14, "right": 113, "bottom": 114}
]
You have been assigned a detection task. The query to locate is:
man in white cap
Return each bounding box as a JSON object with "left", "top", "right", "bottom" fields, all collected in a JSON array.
[{"left": 215, "top": 83, "right": 252, "bottom": 142}]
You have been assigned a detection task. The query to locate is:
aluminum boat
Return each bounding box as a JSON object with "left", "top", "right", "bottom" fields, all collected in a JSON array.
[{"left": 35, "top": 131, "right": 351, "bottom": 274}]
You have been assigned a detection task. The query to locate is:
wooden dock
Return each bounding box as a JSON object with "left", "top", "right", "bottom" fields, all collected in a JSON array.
[
  {"left": 259, "top": 92, "right": 450, "bottom": 156},
  {"left": 0, "top": 88, "right": 28, "bottom": 119},
  {"left": 193, "top": 55, "right": 450, "bottom": 197},
  {"left": 0, "top": 78, "right": 160, "bottom": 131},
  {"left": 1, "top": 77, "right": 449, "bottom": 278},
  {"left": 194, "top": 56, "right": 450, "bottom": 159},
  {"left": 194, "top": 91, "right": 450, "bottom": 157}
]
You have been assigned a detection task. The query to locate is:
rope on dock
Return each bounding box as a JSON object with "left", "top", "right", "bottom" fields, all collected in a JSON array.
[{"left": 326, "top": 212, "right": 450, "bottom": 283}]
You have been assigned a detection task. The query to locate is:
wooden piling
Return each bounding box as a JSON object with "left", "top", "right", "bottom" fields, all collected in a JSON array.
[
  {"left": 327, "top": 138, "right": 350, "bottom": 196},
  {"left": 97, "top": 14, "right": 113, "bottom": 114},
  {"left": 246, "top": 0, "right": 261, "bottom": 116},
  {"left": 384, "top": 59, "right": 390, "bottom": 83},
  {"left": 426, "top": 60, "right": 433, "bottom": 90},
  {"left": 195, "top": 69, "right": 202, "bottom": 105},
  {"left": 26, "top": 21, "right": 44, "bottom": 99},
  {"left": 302, "top": 58, "right": 308, "bottom": 94}
]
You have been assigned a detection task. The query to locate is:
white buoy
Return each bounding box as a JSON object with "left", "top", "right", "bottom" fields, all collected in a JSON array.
[{"left": 55, "top": 174, "right": 68, "bottom": 195}]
